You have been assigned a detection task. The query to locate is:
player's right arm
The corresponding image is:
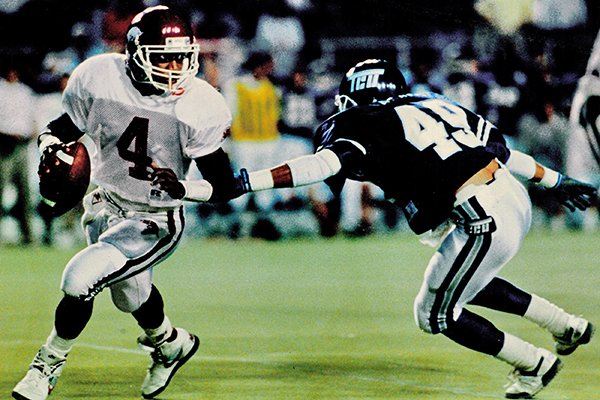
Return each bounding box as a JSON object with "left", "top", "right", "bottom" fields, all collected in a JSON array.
[{"left": 240, "top": 139, "right": 364, "bottom": 194}]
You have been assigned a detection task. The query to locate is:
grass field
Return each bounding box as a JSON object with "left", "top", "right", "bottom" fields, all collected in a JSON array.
[{"left": 1, "top": 230, "right": 598, "bottom": 399}]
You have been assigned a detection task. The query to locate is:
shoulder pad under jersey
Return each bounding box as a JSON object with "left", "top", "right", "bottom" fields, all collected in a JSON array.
[{"left": 313, "top": 104, "right": 386, "bottom": 151}]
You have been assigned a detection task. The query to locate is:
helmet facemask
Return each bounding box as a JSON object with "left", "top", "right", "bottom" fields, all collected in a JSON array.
[
  {"left": 131, "top": 36, "right": 199, "bottom": 95},
  {"left": 126, "top": 6, "right": 200, "bottom": 96},
  {"left": 334, "top": 94, "right": 358, "bottom": 112}
]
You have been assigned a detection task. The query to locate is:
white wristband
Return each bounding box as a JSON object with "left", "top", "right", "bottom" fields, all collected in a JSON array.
[
  {"left": 180, "top": 180, "right": 213, "bottom": 202},
  {"left": 539, "top": 168, "right": 561, "bottom": 188},
  {"left": 248, "top": 169, "right": 275, "bottom": 191}
]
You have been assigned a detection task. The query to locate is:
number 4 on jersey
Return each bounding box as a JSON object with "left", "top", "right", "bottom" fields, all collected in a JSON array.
[{"left": 117, "top": 117, "right": 154, "bottom": 180}]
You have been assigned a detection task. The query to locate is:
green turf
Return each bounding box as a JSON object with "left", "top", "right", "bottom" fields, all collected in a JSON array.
[{"left": 1, "top": 230, "right": 599, "bottom": 399}]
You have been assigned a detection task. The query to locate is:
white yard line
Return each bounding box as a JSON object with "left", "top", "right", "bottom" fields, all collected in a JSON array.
[{"left": 3, "top": 339, "right": 505, "bottom": 398}]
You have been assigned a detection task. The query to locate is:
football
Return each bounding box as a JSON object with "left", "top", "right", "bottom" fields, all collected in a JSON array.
[{"left": 38, "top": 141, "right": 91, "bottom": 217}]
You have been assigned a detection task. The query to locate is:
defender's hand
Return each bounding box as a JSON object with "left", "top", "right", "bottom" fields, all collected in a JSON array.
[
  {"left": 151, "top": 167, "right": 185, "bottom": 200},
  {"left": 549, "top": 176, "right": 597, "bottom": 212}
]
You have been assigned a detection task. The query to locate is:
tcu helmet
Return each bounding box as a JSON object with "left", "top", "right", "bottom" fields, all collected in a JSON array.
[
  {"left": 335, "top": 59, "right": 408, "bottom": 112},
  {"left": 126, "top": 5, "right": 199, "bottom": 94}
]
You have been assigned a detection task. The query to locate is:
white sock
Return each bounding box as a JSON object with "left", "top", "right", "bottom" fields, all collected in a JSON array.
[
  {"left": 144, "top": 316, "right": 173, "bottom": 346},
  {"left": 524, "top": 294, "right": 570, "bottom": 337},
  {"left": 45, "top": 327, "right": 74, "bottom": 359},
  {"left": 495, "top": 333, "right": 540, "bottom": 371}
]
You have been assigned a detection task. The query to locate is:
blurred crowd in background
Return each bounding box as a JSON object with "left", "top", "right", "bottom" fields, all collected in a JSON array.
[{"left": 1, "top": 0, "right": 599, "bottom": 246}]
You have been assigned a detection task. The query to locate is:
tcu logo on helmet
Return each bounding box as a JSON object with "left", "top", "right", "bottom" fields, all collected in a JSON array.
[{"left": 347, "top": 69, "right": 385, "bottom": 93}]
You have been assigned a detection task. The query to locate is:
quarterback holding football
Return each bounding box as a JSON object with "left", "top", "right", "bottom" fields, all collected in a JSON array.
[
  {"left": 233, "top": 59, "right": 596, "bottom": 398},
  {"left": 13, "top": 5, "right": 243, "bottom": 400}
]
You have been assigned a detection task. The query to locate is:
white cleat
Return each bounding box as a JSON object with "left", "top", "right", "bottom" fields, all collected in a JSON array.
[
  {"left": 12, "top": 346, "right": 67, "bottom": 400},
  {"left": 504, "top": 349, "right": 562, "bottom": 399},
  {"left": 138, "top": 327, "right": 200, "bottom": 399},
  {"left": 553, "top": 317, "right": 594, "bottom": 356}
]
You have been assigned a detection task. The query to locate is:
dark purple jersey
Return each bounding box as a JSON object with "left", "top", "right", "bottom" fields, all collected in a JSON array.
[{"left": 314, "top": 93, "right": 507, "bottom": 234}]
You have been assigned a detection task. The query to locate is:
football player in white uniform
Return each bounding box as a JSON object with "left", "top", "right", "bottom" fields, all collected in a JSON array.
[
  {"left": 12, "top": 6, "right": 243, "bottom": 400},
  {"left": 231, "top": 59, "right": 596, "bottom": 398}
]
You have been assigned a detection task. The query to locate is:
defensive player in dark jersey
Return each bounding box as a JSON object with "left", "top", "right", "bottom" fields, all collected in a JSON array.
[{"left": 233, "top": 59, "right": 597, "bottom": 398}]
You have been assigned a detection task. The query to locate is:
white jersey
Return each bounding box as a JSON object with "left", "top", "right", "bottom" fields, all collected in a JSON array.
[{"left": 63, "top": 53, "right": 232, "bottom": 208}]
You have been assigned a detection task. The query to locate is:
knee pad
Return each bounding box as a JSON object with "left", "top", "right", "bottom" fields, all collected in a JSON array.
[
  {"left": 61, "top": 242, "right": 128, "bottom": 299},
  {"left": 110, "top": 271, "right": 153, "bottom": 313}
]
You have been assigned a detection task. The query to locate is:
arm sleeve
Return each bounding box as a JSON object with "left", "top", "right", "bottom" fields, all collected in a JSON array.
[
  {"left": 247, "top": 149, "right": 342, "bottom": 190},
  {"left": 45, "top": 113, "right": 85, "bottom": 143},
  {"left": 193, "top": 147, "right": 238, "bottom": 202},
  {"left": 184, "top": 87, "right": 232, "bottom": 159},
  {"left": 505, "top": 149, "right": 562, "bottom": 187},
  {"left": 247, "top": 139, "right": 365, "bottom": 190},
  {"left": 484, "top": 124, "right": 562, "bottom": 187},
  {"left": 286, "top": 149, "right": 343, "bottom": 186},
  {"left": 504, "top": 150, "right": 537, "bottom": 180}
]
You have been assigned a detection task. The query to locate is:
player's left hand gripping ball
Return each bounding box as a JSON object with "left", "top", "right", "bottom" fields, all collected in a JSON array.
[{"left": 38, "top": 141, "right": 91, "bottom": 217}]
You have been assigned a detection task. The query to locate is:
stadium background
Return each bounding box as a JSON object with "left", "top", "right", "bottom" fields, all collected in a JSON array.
[
  {"left": 1, "top": 0, "right": 600, "bottom": 243},
  {"left": 1, "top": 0, "right": 599, "bottom": 399}
]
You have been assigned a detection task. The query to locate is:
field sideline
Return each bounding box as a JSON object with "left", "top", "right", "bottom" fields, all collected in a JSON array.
[{"left": 1, "top": 230, "right": 598, "bottom": 399}]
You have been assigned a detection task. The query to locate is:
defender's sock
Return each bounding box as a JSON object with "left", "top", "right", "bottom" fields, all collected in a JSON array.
[
  {"left": 496, "top": 333, "right": 541, "bottom": 371},
  {"left": 524, "top": 294, "right": 571, "bottom": 337}
]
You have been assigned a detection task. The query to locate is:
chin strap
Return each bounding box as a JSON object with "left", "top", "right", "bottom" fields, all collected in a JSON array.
[{"left": 126, "top": 68, "right": 165, "bottom": 96}]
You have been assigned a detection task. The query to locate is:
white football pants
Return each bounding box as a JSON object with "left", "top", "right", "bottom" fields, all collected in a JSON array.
[
  {"left": 414, "top": 168, "right": 532, "bottom": 334},
  {"left": 60, "top": 188, "right": 185, "bottom": 312}
]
